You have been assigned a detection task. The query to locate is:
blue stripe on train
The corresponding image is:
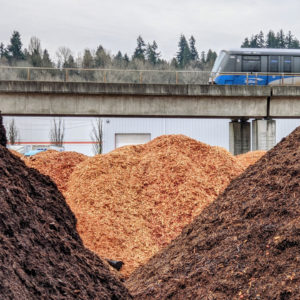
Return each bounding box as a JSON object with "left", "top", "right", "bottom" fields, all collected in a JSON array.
[{"left": 214, "top": 74, "right": 294, "bottom": 85}]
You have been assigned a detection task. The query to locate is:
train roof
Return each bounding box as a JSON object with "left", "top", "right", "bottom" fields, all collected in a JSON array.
[{"left": 224, "top": 48, "right": 300, "bottom": 55}]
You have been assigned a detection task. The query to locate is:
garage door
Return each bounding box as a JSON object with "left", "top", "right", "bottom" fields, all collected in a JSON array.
[{"left": 115, "top": 133, "right": 151, "bottom": 149}]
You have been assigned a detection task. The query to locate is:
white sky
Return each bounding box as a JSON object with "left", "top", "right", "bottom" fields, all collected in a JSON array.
[{"left": 1, "top": 0, "right": 300, "bottom": 61}]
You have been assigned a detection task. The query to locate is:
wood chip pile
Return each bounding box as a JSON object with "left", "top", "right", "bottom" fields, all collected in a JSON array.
[
  {"left": 25, "top": 150, "right": 87, "bottom": 194},
  {"left": 237, "top": 150, "right": 267, "bottom": 170},
  {"left": 65, "top": 134, "right": 244, "bottom": 277}
]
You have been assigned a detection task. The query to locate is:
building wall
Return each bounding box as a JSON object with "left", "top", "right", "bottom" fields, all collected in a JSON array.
[{"left": 3, "top": 116, "right": 300, "bottom": 156}]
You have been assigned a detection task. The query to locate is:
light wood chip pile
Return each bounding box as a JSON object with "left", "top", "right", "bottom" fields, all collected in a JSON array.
[
  {"left": 65, "top": 135, "right": 244, "bottom": 277},
  {"left": 25, "top": 150, "right": 87, "bottom": 194},
  {"left": 9, "top": 149, "right": 24, "bottom": 158},
  {"left": 236, "top": 150, "right": 267, "bottom": 170}
]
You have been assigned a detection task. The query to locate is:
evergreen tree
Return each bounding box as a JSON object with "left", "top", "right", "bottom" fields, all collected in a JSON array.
[
  {"left": 290, "top": 38, "right": 300, "bottom": 49},
  {"left": 276, "top": 29, "right": 286, "bottom": 48},
  {"left": 123, "top": 53, "right": 130, "bottom": 66},
  {"left": 189, "top": 36, "right": 199, "bottom": 61},
  {"left": 257, "top": 31, "right": 265, "bottom": 48},
  {"left": 176, "top": 34, "right": 191, "bottom": 68},
  {"left": 0, "top": 43, "right": 6, "bottom": 58},
  {"left": 42, "top": 49, "right": 53, "bottom": 67},
  {"left": 95, "top": 45, "right": 111, "bottom": 68},
  {"left": 241, "top": 37, "right": 250, "bottom": 48},
  {"left": 249, "top": 35, "right": 259, "bottom": 48},
  {"left": 146, "top": 41, "right": 160, "bottom": 65},
  {"left": 285, "top": 31, "right": 293, "bottom": 49},
  {"left": 82, "top": 49, "right": 94, "bottom": 68},
  {"left": 115, "top": 51, "right": 123, "bottom": 61},
  {"left": 206, "top": 49, "right": 217, "bottom": 66},
  {"left": 113, "top": 51, "right": 123, "bottom": 67},
  {"left": 64, "top": 54, "right": 76, "bottom": 68},
  {"left": 132, "top": 35, "right": 146, "bottom": 61},
  {"left": 0, "top": 43, "right": 9, "bottom": 65},
  {"left": 170, "top": 57, "right": 178, "bottom": 69},
  {"left": 266, "top": 30, "right": 277, "bottom": 48},
  {"left": 7, "top": 31, "right": 24, "bottom": 62},
  {"left": 200, "top": 51, "right": 206, "bottom": 64}
]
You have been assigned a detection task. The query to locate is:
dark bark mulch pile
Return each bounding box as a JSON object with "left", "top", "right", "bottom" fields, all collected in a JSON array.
[
  {"left": 127, "top": 127, "right": 300, "bottom": 299},
  {"left": 0, "top": 145, "right": 132, "bottom": 299},
  {"left": 0, "top": 113, "right": 7, "bottom": 147}
]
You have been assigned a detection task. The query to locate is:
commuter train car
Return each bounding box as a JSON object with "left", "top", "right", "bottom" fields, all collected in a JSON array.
[{"left": 210, "top": 48, "right": 300, "bottom": 85}]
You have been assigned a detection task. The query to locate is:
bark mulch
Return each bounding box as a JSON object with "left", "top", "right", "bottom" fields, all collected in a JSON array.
[
  {"left": 126, "top": 128, "right": 300, "bottom": 300},
  {"left": 0, "top": 145, "right": 132, "bottom": 299},
  {"left": 0, "top": 113, "right": 7, "bottom": 147}
]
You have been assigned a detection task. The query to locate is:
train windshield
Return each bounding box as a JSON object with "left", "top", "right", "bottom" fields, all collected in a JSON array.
[{"left": 211, "top": 50, "right": 226, "bottom": 73}]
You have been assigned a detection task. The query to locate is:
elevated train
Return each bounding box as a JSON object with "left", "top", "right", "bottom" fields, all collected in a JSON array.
[{"left": 210, "top": 48, "right": 300, "bottom": 85}]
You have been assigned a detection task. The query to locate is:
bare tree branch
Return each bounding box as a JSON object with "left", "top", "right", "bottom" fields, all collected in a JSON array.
[
  {"left": 8, "top": 118, "right": 19, "bottom": 145},
  {"left": 90, "top": 118, "right": 103, "bottom": 155},
  {"left": 50, "top": 118, "right": 64, "bottom": 147}
]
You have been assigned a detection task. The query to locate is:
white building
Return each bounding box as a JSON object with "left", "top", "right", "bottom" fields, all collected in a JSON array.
[{"left": 3, "top": 116, "right": 300, "bottom": 156}]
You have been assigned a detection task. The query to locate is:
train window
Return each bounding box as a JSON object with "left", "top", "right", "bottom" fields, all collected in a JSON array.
[
  {"left": 242, "top": 56, "right": 261, "bottom": 72},
  {"left": 283, "top": 56, "right": 292, "bottom": 73},
  {"left": 269, "top": 56, "right": 279, "bottom": 72},
  {"left": 293, "top": 57, "right": 300, "bottom": 73}
]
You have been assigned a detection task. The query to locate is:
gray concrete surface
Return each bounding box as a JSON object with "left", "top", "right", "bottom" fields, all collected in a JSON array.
[
  {"left": 252, "top": 119, "right": 276, "bottom": 151},
  {"left": 0, "top": 81, "right": 270, "bottom": 118},
  {"left": 229, "top": 120, "right": 251, "bottom": 155}
]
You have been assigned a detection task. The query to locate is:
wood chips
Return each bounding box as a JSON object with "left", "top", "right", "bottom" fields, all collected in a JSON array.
[
  {"left": 65, "top": 135, "right": 244, "bottom": 277},
  {"left": 24, "top": 150, "right": 87, "bottom": 194},
  {"left": 236, "top": 150, "right": 267, "bottom": 170}
]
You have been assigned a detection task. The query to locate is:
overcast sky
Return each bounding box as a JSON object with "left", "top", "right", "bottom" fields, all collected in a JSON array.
[{"left": 1, "top": 0, "right": 300, "bottom": 61}]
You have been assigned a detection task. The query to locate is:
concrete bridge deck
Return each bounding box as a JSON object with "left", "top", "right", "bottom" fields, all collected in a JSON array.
[
  {"left": 0, "top": 80, "right": 289, "bottom": 118},
  {"left": 1, "top": 81, "right": 299, "bottom": 155},
  {"left": 0, "top": 81, "right": 299, "bottom": 118}
]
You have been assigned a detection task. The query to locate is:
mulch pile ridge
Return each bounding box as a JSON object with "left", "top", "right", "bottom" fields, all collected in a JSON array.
[
  {"left": 9, "top": 149, "right": 24, "bottom": 159},
  {"left": 127, "top": 128, "right": 300, "bottom": 299},
  {"left": 24, "top": 150, "right": 87, "bottom": 195},
  {"left": 0, "top": 113, "right": 7, "bottom": 147},
  {"left": 65, "top": 135, "right": 243, "bottom": 277},
  {"left": 0, "top": 145, "right": 132, "bottom": 299},
  {"left": 237, "top": 150, "right": 267, "bottom": 170}
]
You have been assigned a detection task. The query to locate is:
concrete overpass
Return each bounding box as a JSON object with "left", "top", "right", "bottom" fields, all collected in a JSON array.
[{"left": 0, "top": 81, "right": 299, "bottom": 154}]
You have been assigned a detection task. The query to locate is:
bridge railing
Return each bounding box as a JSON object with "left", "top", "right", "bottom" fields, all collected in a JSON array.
[{"left": 0, "top": 66, "right": 211, "bottom": 84}]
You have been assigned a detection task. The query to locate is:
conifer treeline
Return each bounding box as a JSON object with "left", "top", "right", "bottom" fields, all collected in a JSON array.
[
  {"left": 0, "top": 31, "right": 216, "bottom": 70},
  {"left": 241, "top": 30, "right": 300, "bottom": 49},
  {"left": 2, "top": 29, "right": 299, "bottom": 73}
]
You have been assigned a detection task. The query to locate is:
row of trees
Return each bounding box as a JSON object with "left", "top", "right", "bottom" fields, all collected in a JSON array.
[
  {"left": 6, "top": 118, "right": 103, "bottom": 155},
  {"left": 0, "top": 31, "right": 217, "bottom": 70},
  {"left": 241, "top": 30, "right": 300, "bottom": 49},
  {"left": 2, "top": 29, "right": 299, "bottom": 77}
]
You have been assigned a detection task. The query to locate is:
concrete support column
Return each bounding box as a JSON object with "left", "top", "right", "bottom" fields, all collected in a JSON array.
[
  {"left": 252, "top": 119, "right": 276, "bottom": 151},
  {"left": 229, "top": 119, "right": 251, "bottom": 155}
]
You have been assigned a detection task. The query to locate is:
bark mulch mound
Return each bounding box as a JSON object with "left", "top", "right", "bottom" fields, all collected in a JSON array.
[
  {"left": 126, "top": 128, "right": 300, "bottom": 299},
  {"left": 0, "top": 113, "right": 7, "bottom": 147},
  {"left": 0, "top": 145, "right": 132, "bottom": 299},
  {"left": 65, "top": 135, "right": 243, "bottom": 277}
]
